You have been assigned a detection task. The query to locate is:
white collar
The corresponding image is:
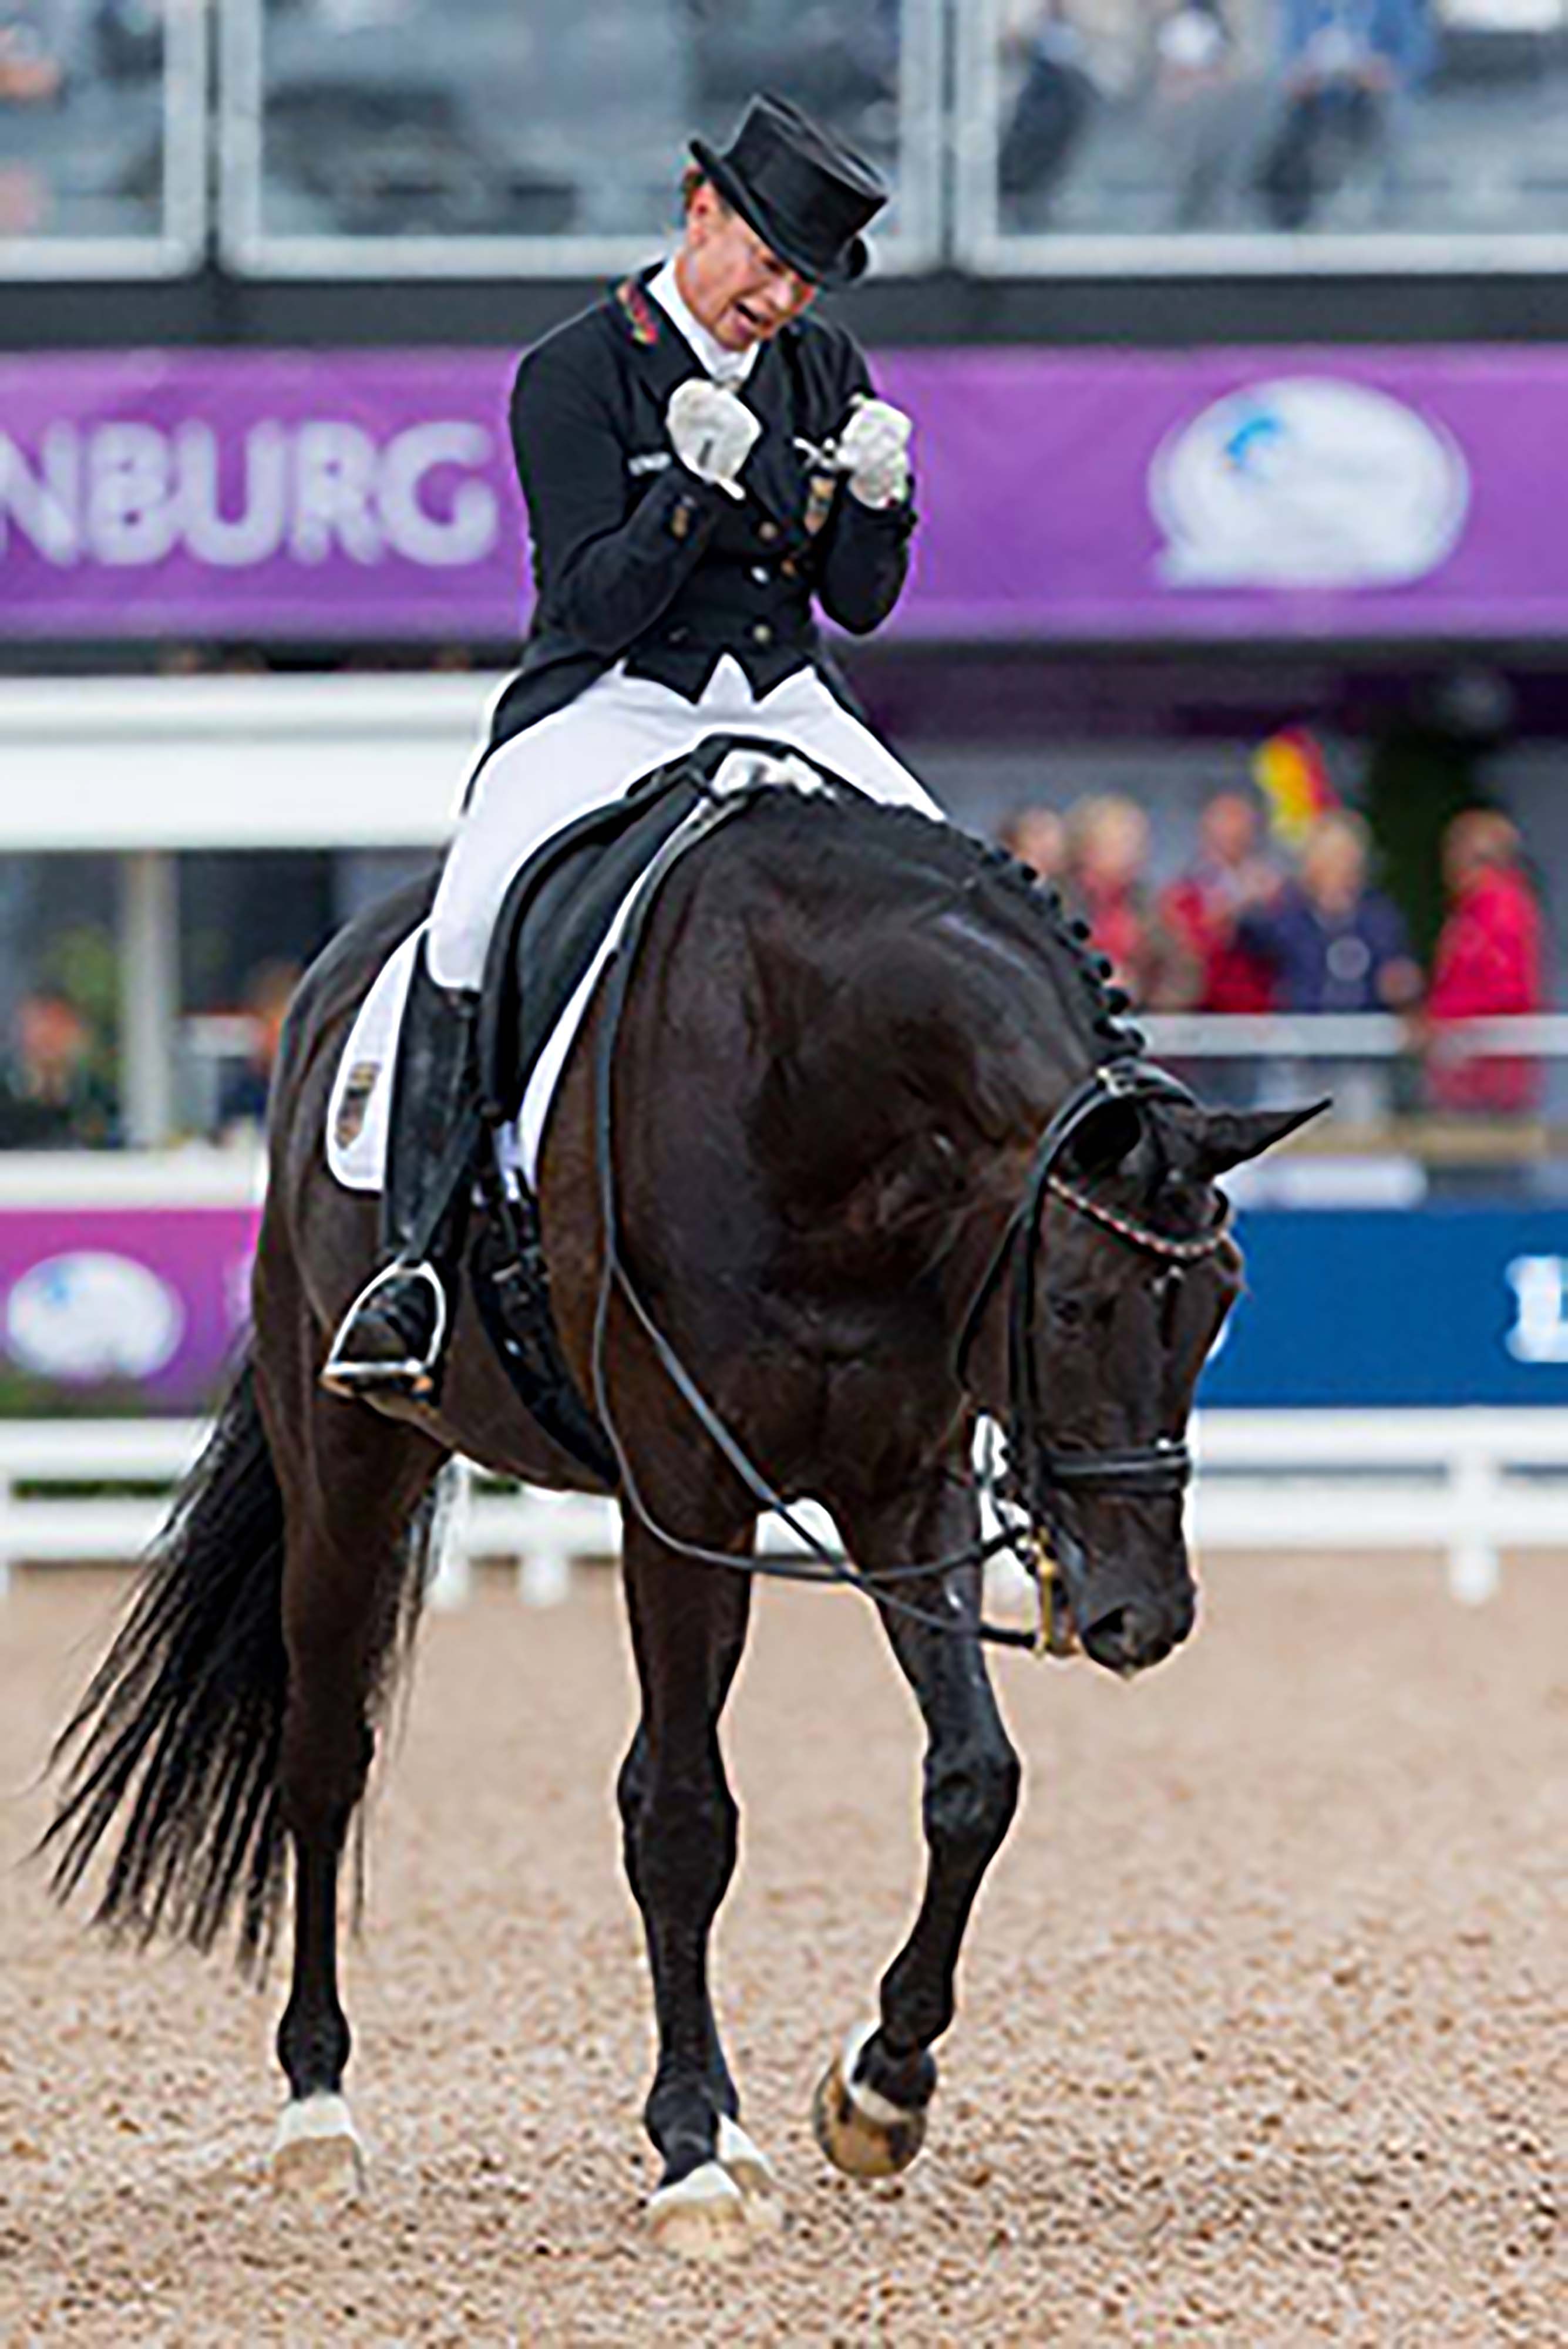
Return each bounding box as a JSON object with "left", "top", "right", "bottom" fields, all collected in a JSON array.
[{"left": 647, "top": 257, "right": 759, "bottom": 388}]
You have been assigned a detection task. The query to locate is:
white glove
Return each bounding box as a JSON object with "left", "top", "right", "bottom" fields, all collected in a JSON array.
[
  {"left": 665, "top": 379, "right": 762, "bottom": 501},
  {"left": 837, "top": 395, "right": 913, "bottom": 510}
]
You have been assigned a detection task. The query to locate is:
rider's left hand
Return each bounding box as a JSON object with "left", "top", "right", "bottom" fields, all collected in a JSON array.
[{"left": 837, "top": 396, "right": 913, "bottom": 510}]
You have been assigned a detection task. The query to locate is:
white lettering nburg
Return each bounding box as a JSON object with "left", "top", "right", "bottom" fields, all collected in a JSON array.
[{"left": 0, "top": 419, "right": 500, "bottom": 569}]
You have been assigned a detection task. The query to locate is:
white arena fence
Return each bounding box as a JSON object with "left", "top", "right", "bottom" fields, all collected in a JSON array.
[{"left": 1, "top": 1411, "right": 1564, "bottom": 1615}]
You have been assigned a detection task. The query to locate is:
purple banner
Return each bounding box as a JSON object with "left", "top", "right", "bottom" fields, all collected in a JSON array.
[
  {"left": 3, "top": 345, "right": 1567, "bottom": 641},
  {"left": 0, "top": 1207, "right": 259, "bottom": 1414}
]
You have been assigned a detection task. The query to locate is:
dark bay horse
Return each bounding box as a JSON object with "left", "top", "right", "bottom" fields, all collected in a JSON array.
[{"left": 46, "top": 785, "right": 1314, "bottom": 2257}]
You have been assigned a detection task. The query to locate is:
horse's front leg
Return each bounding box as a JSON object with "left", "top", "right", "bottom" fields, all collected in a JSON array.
[
  {"left": 813, "top": 1473, "right": 1021, "bottom": 2182},
  {"left": 620, "top": 1511, "right": 770, "bottom": 2259},
  {"left": 617, "top": 1721, "right": 776, "bottom": 2216}
]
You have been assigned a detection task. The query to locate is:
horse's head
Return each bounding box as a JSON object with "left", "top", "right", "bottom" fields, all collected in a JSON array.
[{"left": 968, "top": 1082, "right": 1324, "bottom": 1679}]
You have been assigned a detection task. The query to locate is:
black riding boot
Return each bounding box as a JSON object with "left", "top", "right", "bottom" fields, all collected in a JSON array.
[{"left": 321, "top": 945, "right": 480, "bottom": 1400}]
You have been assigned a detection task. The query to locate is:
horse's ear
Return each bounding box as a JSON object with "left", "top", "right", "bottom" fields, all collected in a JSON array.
[{"left": 1157, "top": 1098, "right": 1331, "bottom": 1182}]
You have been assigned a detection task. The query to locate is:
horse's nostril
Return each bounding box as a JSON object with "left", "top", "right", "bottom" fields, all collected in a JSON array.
[
  {"left": 1081, "top": 1605, "right": 1132, "bottom": 1671},
  {"left": 1080, "top": 1600, "right": 1184, "bottom": 1676}
]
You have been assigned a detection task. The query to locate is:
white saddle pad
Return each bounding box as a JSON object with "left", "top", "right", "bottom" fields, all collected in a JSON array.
[
  {"left": 325, "top": 897, "right": 628, "bottom": 1196},
  {"left": 325, "top": 749, "right": 829, "bottom": 1196}
]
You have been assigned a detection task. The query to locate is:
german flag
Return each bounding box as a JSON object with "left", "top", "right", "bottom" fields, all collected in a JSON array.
[{"left": 1251, "top": 726, "right": 1339, "bottom": 847}]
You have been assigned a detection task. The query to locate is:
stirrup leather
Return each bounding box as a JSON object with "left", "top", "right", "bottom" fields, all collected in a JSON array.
[{"left": 321, "top": 1259, "right": 449, "bottom": 1398}]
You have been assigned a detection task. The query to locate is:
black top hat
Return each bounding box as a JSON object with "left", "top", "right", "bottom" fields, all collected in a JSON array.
[{"left": 689, "top": 93, "right": 887, "bottom": 288}]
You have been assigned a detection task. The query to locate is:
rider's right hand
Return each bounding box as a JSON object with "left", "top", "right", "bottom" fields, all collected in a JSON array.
[{"left": 665, "top": 380, "right": 762, "bottom": 502}]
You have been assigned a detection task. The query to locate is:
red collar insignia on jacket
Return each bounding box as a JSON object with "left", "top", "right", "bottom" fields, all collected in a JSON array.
[{"left": 615, "top": 277, "right": 661, "bottom": 348}]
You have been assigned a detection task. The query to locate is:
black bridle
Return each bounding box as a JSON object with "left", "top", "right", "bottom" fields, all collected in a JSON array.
[
  {"left": 955, "top": 1057, "right": 1233, "bottom": 1516},
  {"left": 584, "top": 774, "right": 1230, "bottom": 1653}
]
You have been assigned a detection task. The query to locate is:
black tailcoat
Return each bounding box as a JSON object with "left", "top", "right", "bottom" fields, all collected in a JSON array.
[{"left": 484, "top": 269, "right": 914, "bottom": 758}]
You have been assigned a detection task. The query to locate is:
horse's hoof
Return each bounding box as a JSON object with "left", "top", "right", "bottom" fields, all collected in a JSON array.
[
  {"left": 646, "top": 2160, "right": 751, "bottom": 2261},
  {"left": 270, "top": 2093, "right": 366, "bottom": 2203},
  {"left": 717, "top": 2114, "right": 784, "bottom": 2235},
  {"left": 812, "top": 2025, "right": 928, "bottom": 2181}
]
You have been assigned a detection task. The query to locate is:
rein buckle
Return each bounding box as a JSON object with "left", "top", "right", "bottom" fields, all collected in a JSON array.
[{"left": 1028, "top": 1532, "right": 1078, "bottom": 1661}]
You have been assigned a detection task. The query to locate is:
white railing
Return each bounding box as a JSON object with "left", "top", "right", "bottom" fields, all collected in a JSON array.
[
  {"left": 2, "top": 1411, "right": 1565, "bottom": 1615},
  {"left": 1140, "top": 1012, "right": 1568, "bottom": 1059},
  {"left": 0, "top": 1422, "right": 607, "bottom": 1613},
  {"left": 1189, "top": 1409, "right": 1568, "bottom": 1606}
]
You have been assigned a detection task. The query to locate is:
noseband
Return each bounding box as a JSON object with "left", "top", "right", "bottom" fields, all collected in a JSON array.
[{"left": 955, "top": 1058, "right": 1233, "bottom": 1508}]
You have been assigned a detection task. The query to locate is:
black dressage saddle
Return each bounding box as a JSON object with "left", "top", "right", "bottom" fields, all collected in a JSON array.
[
  {"left": 476, "top": 731, "right": 829, "bottom": 1119},
  {"left": 478, "top": 758, "right": 707, "bottom": 1124},
  {"left": 466, "top": 732, "right": 823, "bottom": 1485}
]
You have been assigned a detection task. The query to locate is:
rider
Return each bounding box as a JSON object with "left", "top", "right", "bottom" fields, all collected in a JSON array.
[{"left": 324, "top": 92, "right": 943, "bottom": 1399}]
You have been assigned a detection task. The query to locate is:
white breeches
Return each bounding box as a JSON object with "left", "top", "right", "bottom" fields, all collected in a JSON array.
[{"left": 426, "top": 655, "right": 943, "bottom": 990}]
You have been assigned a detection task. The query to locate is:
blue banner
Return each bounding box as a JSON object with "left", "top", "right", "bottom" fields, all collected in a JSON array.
[{"left": 1201, "top": 1206, "right": 1568, "bottom": 1410}]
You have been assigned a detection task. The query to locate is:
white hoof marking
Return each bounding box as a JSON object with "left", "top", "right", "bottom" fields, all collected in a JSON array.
[
  {"left": 840, "top": 2022, "right": 918, "bottom": 2130},
  {"left": 646, "top": 2159, "right": 750, "bottom": 2261},
  {"left": 270, "top": 2093, "right": 365, "bottom": 2200},
  {"left": 716, "top": 2115, "right": 783, "bottom": 2233}
]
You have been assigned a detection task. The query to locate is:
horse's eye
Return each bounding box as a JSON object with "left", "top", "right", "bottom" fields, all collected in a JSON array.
[{"left": 1047, "top": 1294, "right": 1085, "bottom": 1332}]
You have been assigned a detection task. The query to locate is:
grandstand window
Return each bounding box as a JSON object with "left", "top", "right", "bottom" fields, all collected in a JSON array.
[
  {"left": 0, "top": 0, "right": 207, "bottom": 277},
  {"left": 217, "top": 0, "right": 943, "bottom": 277},
  {"left": 955, "top": 0, "right": 1568, "bottom": 274}
]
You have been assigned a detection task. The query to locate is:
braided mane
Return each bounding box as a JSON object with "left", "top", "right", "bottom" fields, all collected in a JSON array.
[
  {"left": 948, "top": 821, "right": 1149, "bottom": 1058},
  {"left": 749, "top": 789, "right": 1149, "bottom": 1062}
]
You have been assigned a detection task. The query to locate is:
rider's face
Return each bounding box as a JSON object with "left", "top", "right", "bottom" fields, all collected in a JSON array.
[{"left": 676, "top": 183, "right": 820, "bottom": 352}]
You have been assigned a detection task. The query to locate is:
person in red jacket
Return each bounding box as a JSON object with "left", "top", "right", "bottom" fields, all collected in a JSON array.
[
  {"left": 1159, "top": 789, "right": 1281, "bottom": 1014},
  {"left": 1065, "top": 793, "right": 1198, "bottom": 1008},
  {"left": 1424, "top": 809, "right": 1546, "bottom": 1115}
]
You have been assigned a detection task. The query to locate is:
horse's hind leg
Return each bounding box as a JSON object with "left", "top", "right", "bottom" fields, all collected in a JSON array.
[
  {"left": 618, "top": 1513, "right": 764, "bottom": 2259},
  {"left": 258, "top": 1344, "right": 446, "bottom": 2199}
]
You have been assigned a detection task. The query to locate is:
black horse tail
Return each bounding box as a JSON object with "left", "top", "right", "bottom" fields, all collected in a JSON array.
[{"left": 42, "top": 1354, "right": 292, "bottom": 1975}]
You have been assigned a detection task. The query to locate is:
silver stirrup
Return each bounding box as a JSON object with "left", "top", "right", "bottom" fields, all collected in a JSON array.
[{"left": 320, "top": 1260, "right": 449, "bottom": 1398}]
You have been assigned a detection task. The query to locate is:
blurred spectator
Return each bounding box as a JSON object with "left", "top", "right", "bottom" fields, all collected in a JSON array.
[
  {"left": 156, "top": 643, "right": 209, "bottom": 677},
  {"left": 1257, "top": 0, "right": 1435, "bottom": 230},
  {"left": 1, "top": 0, "right": 169, "bottom": 244},
  {"left": 0, "top": 0, "right": 62, "bottom": 237},
  {"left": 1238, "top": 810, "right": 1420, "bottom": 1012},
  {"left": 998, "top": 1, "right": 1101, "bottom": 216},
  {"left": 0, "top": 6, "right": 63, "bottom": 103},
  {"left": 0, "top": 987, "right": 118, "bottom": 1147},
  {"left": 1150, "top": 0, "right": 1256, "bottom": 230},
  {"left": 93, "top": 0, "right": 164, "bottom": 84},
  {"left": 1159, "top": 788, "right": 1281, "bottom": 1012},
  {"left": 1065, "top": 793, "right": 1198, "bottom": 1008},
  {"left": 997, "top": 802, "right": 1068, "bottom": 886},
  {"left": 1422, "top": 810, "right": 1546, "bottom": 1116},
  {"left": 217, "top": 958, "right": 302, "bottom": 1135}
]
